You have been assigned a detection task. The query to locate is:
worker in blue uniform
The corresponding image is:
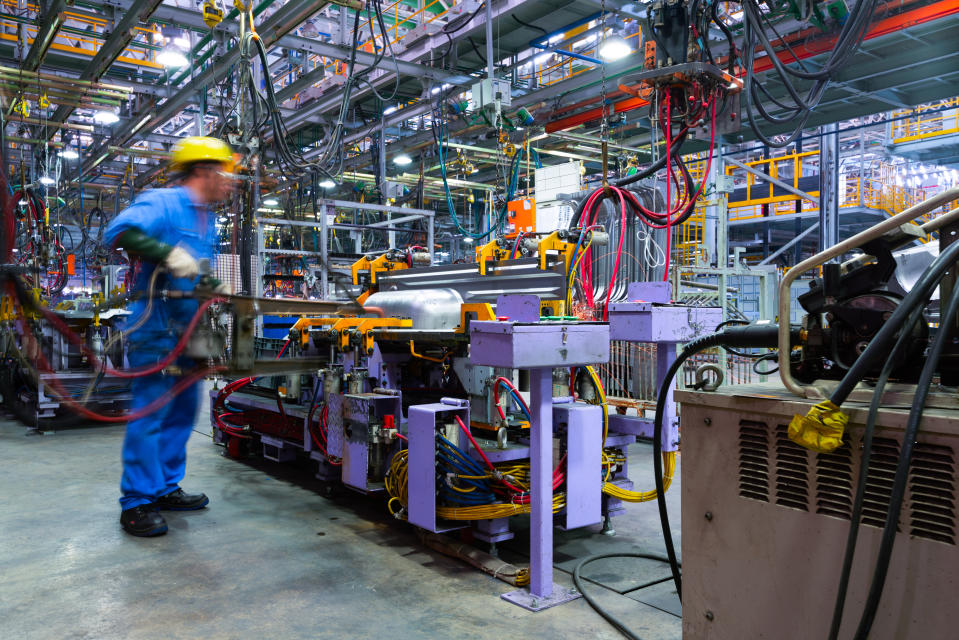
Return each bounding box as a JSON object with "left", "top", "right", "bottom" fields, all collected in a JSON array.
[{"left": 105, "top": 136, "right": 235, "bottom": 537}]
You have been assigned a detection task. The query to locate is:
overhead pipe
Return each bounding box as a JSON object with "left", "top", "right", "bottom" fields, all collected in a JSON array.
[
  {"left": 0, "top": 65, "right": 132, "bottom": 93},
  {"left": 527, "top": 11, "right": 603, "bottom": 66}
]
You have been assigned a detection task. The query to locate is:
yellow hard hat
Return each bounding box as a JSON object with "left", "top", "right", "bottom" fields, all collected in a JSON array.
[{"left": 171, "top": 136, "right": 233, "bottom": 169}]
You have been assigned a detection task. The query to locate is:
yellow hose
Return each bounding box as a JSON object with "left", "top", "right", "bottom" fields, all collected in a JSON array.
[{"left": 602, "top": 451, "right": 676, "bottom": 502}]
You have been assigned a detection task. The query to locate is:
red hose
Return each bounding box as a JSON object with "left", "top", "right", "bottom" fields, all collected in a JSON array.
[
  {"left": 492, "top": 376, "right": 530, "bottom": 420},
  {"left": 603, "top": 188, "right": 628, "bottom": 320},
  {"left": 37, "top": 296, "right": 224, "bottom": 379},
  {"left": 4, "top": 281, "right": 221, "bottom": 423},
  {"left": 31, "top": 332, "right": 220, "bottom": 423},
  {"left": 454, "top": 415, "right": 527, "bottom": 495},
  {"left": 664, "top": 93, "right": 673, "bottom": 282}
]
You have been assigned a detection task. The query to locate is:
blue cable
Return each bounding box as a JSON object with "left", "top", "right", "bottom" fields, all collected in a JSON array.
[
  {"left": 495, "top": 380, "right": 533, "bottom": 421},
  {"left": 509, "top": 389, "right": 532, "bottom": 421}
]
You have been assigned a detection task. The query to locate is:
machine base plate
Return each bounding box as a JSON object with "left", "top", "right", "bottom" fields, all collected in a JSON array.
[{"left": 501, "top": 584, "right": 582, "bottom": 611}]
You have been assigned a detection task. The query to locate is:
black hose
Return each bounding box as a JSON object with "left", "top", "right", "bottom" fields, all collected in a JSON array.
[
  {"left": 650, "top": 323, "right": 789, "bottom": 600},
  {"left": 852, "top": 282, "right": 959, "bottom": 639},
  {"left": 573, "top": 552, "right": 677, "bottom": 640},
  {"left": 831, "top": 239, "right": 959, "bottom": 404},
  {"left": 510, "top": 13, "right": 548, "bottom": 37},
  {"left": 653, "top": 331, "right": 726, "bottom": 599},
  {"left": 826, "top": 300, "right": 929, "bottom": 640}
]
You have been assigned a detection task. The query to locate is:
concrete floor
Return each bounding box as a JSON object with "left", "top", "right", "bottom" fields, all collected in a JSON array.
[{"left": 0, "top": 392, "right": 682, "bottom": 640}]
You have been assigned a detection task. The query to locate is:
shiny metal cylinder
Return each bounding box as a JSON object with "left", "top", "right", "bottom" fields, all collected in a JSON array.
[
  {"left": 364, "top": 288, "right": 464, "bottom": 330},
  {"left": 409, "top": 250, "right": 431, "bottom": 266}
]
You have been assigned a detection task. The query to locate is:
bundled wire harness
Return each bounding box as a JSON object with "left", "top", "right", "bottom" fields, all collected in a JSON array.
[
  {"left": 385, "top": 414, "right": 568, "bottom": 521},
  {"left": 740, "top": 0, "right": 878, "bottom": 146}
]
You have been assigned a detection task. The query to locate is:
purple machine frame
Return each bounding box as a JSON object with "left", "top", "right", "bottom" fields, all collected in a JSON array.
[
  {"left": 606, "top": 282, "right": 723, "bottom": 453},
  {"left": 408, "top": 398, "right": 471, "bottom": 533},
  {"left": 469, "top": 318, "right": 610, "bottom": 611}
]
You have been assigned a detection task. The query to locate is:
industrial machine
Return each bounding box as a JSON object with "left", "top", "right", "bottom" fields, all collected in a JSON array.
[{"left": 203, "top": 232, "right": 723, "bottom": 610}]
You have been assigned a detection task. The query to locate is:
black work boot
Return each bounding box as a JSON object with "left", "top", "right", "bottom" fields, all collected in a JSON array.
[
  {"left": 154, "top": 488, "right": 209, "bottom": 511},
  {"left": 120, "top": 506, "right": 168, "bottom": 537}
]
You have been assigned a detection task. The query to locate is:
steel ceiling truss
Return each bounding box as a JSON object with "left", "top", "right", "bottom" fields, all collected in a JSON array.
[{"left": 1, "top": 0, "right": 959, "bottom": 200}]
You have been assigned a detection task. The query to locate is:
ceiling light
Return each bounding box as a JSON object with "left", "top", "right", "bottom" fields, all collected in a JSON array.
[
  {"left": 431, "top": 87, "right": 441, "bottom": 95},
  {"left": 319, "top": 179, "right": 336, "bottom": 189},
  {"left": 93, "top": 110, "right": 119, "bottom": 125},
  {"left": 59, "top": 149, "right": 79, "bottom": 160},
  {"left": 39, "top": 176, "right": 55, "bottom": 186},
  {"left": 383, "top": 105, "right": 398, "bottom": 116},
  {"left": 462, "top": 237, "right": 474, "bottom": 245},
  {"left": 157, "top": 46, "right": 189, "bottom": 69},
  {"left": 598, "top": 35, "right": 632, "bottom": 62},
  {"left": 394, "top": 153, "right": 413, "bottom": 166},
  {"left": 263, "top": 197, "right": 279, "bottom": 206}
]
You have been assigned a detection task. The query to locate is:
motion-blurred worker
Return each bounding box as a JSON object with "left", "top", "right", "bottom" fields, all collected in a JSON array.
[{"left": 105, "top": 136, "right": 235, "bottom": 537}]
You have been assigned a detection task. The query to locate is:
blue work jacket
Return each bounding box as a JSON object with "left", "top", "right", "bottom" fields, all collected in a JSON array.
[{"left": 105, "top": 186, "right": 215, "bottom": 350}]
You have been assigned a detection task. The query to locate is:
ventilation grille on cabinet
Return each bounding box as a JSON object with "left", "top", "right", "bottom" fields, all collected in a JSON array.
[
  {"left": 909, "top": 443, "right": 956, "bottom": 545},
  {"left": 815, "top": 439, "right": 853, "bottom": 520},
  {"left": 861, "top": 437, "right": 901, "bottom": 530},
  {"left": 739, "top": 421, "right": 769, "bottom": 502},
  {"left": 733, "top": 420, "right": 956, "bottom": 545},
  {"left": 775, "top": 424, "right": 810, "bottom": 511}
]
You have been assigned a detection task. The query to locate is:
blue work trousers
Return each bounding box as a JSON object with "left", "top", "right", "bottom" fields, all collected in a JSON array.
[{"left": 119, "top": 347, "right": 200, "bottom": 510}]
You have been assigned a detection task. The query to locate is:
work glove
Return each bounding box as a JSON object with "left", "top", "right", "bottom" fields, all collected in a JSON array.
[
  {"left": 164, "top": 246, "right": 200, "bottom": 279},
  {"left": 213, "top": 282, "right": 233, "bottom": 295}
]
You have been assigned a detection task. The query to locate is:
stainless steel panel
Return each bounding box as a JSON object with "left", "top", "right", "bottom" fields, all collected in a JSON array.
[{"left": 376, "top": 258, "right": 567, "bottom": 304}]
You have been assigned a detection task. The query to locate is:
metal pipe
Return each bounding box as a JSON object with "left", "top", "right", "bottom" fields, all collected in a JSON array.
[
  {"left": 0, "top": 84, "right": 122, "bottom": 106},
  {"left": 679, "top": 279, "right": 738, "bottom": 293},
  {"left": 168, "top": 0, "right": 277, "bottom": 87},
  {"left": 107, "top": 146, "right": 171, "bottom": 158},
  {"left": 920, "top": 205, "right": 959, "bottom": 235},
  {"left": 485, "top": 0, "right": 494, "bottom": 80},
  {"left": 13, "top": 117, "right": 94, "bottom": 132},
  {"left": 778, "top": 187, "right": 959, "bottom": 397},
  {"left": 528, "top": 11, "right": 603, "bottom": 65},
  {"left": 2, "top": 136, "right": 65, "bottom": 148},
  {"left": 0, "top": 66, "right": 131, "bottom": 93}
]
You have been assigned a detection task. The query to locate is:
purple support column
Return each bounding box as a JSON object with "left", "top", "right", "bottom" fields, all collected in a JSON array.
[
  {"left": 657, "top": 343, "right": 680, "bottom": 452},
  {"left": 529, "top": 366, "right": 553, "bottom": 598},
  {"left": 501, "top": 369, "right": 582, "bottom": 611}
]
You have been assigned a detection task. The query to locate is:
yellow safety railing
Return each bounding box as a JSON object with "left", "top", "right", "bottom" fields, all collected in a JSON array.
[
  {"left": 360, "top": 0, "right": 450, "bottom": 52},
  {"left": 722, "top": 153, "right": 959, "bottom": 239},
  {"left": 0, "top": 5, "right": 162, "bottom": 70},
  {"left": 678, "top": 153, "right": 708, "bottom": 268},
  {"left": 890, "top": 97, "right": 959, "bottom": 144}
]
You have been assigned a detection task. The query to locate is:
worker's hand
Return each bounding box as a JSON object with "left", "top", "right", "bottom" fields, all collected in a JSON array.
[
  {"left": 164, "top": 246, "right": 200, "bottom": 279},
  {"left": 213, "top": 282, "right": 233, "bottom": 295}
]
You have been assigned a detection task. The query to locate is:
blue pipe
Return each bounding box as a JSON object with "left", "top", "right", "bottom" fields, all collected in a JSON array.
[{"left": 529, "top": 11, "right": 603, "bottom": 65}]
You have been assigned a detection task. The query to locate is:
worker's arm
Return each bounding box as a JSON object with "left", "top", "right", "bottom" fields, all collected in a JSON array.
[
  {"left": 116, "top": 228, "right": 231, "bottom": 292},
  {"left": 115, "top": 228, "right": 173, "bottom": 263},
  {"left": 116, "top": 228, "right": 201, "bottom": 280}
]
